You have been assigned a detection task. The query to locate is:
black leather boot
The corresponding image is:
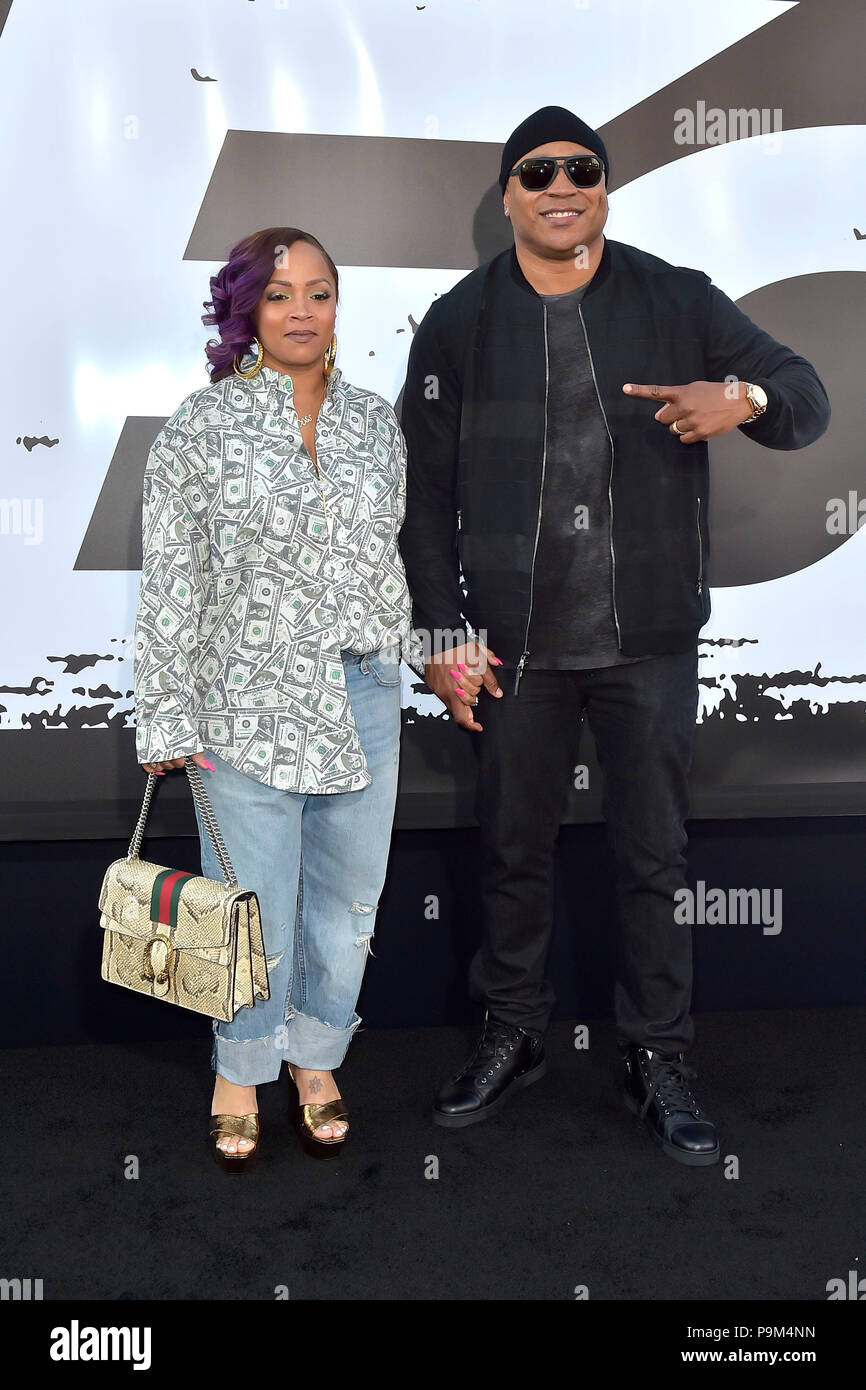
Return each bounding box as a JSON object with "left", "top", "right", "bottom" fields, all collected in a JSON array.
[
  {"left": 433, "top": 1015, "right": 546, "bottom": 1127},
  {"left": 624, "top": 1045, "right": 720, "bottom": 1166}
]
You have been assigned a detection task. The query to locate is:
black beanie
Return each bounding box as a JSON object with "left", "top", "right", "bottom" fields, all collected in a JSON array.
[{"left": 499, "top": 105, "right": 610, "bottom": 192}]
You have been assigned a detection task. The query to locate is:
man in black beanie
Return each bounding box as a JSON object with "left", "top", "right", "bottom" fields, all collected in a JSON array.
[{"left": 398, "top": 106, "right": 829, "bottom": 1165}]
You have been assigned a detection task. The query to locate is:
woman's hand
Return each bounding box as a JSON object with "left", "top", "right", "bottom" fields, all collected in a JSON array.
[
  {"left": 424, "top": 640, "right": 504, "bottom": 733},
  {"left": 141, "top": 751, "right": 215, "bottom": 777}
]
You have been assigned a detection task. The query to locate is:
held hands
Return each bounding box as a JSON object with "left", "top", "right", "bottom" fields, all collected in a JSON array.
[
  {"left": 424, "top": 639, "right": 504, "bottom": 732},
  {"left": 141, "top": 751, "right": 215, "bottom": 777},
  {"left": 622, "top": 380, "right": 754, "bottom": 443}
]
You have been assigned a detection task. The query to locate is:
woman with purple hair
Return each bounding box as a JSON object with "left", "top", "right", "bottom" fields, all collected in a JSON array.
[{"left": 133, "top": 227, "right": 420, "bottom": 1167}]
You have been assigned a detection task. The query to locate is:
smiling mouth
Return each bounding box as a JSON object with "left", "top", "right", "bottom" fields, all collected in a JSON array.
[{"left": 541, "top": 208, "right": 583, "bottom": 220}]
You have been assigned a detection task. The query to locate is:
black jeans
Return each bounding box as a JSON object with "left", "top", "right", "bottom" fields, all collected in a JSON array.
[{"left": 468, "top": 649, "right": 699, "bottom": 1053}]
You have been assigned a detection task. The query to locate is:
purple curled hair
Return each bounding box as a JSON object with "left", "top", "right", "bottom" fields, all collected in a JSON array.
[{"left": 202, "top": 227, "right": 339, "bottom": 382}]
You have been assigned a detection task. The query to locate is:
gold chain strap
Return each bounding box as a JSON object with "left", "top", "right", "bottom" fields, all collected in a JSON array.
[{"left": 127, "top": 759, "right": 238, "bottom": 886}]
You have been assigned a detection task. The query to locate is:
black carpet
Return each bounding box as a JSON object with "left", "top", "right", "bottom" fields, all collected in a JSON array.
[{"left": 2, "top": 1007, "right": 862, "bottom": 1302}]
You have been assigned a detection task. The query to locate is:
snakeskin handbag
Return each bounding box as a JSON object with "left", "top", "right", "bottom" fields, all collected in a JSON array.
[{"left": 98, "top": 760, "right": 269, "bottom": 1021}]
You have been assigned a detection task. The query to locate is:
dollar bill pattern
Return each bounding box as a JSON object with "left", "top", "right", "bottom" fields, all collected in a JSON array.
[{"left": 134, "top": 364, "right": 424, "bottom": 792}]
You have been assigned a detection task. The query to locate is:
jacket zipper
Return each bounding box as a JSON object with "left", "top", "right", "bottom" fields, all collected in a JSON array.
[
  {"left": 514, "top": 304, "right": 550, "bottom": 696},
  {"left": 696, "top": 495, "right": 703, "bottom": 595},
  {"left": 578, "top": 303, "right": 621, "bottom": 650}
]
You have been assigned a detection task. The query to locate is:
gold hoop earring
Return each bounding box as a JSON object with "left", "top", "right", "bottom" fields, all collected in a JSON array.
[
  {"left": 323, "top": 333, "right": 337, "bottom": 378},
  {"left": 233, "top": 338, "right": 264, "bottom": 378}
]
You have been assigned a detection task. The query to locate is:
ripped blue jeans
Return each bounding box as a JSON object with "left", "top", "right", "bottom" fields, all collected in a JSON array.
[{"left": 192, "top": 649, "right": 402, "bottom": 1085}]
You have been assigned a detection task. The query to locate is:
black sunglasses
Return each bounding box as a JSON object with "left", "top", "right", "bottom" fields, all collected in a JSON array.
[{"left": 508, "top": 154, "right": 604, "bottom": 192}]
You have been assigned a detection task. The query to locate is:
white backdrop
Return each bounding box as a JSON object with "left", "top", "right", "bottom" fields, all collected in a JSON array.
[{"left": 1, "top": 0, "right": 863, "bottom": 830}]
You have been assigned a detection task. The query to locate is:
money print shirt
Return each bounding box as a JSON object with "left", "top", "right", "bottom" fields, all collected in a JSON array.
[{"left": 133, "top": 363, "right": 424, "bottom": 793}]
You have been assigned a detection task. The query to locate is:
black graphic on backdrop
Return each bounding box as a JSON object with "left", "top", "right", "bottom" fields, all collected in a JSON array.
[{"left": 16, "top": 436, "right": 59, "bottom": 451}]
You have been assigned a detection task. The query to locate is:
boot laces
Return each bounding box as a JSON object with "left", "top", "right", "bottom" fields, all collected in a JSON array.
[
  {"left": 640, "top": 1054, "right": 701, "bottom": 1121},
  {"left": 462, "top": 1020, "right": 523, "bottom": 1077}
]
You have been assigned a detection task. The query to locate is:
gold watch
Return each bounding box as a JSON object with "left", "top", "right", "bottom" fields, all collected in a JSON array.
[{"left": 741, "top": 382, "right": 768, "bottom": 424}]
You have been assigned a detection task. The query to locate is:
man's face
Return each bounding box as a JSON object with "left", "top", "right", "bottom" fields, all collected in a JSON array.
[{"left": 503, "top": 140, "right": 608, "bottom": 260}]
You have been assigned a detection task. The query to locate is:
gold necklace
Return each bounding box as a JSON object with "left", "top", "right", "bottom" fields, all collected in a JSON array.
[{"left": 296, "top": 381, "right": 326, "bottom": 428}]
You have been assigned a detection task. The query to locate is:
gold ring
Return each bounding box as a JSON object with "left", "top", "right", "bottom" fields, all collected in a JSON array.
[{"left": 670, "top": 420, "right": 683, "bottom": 435}]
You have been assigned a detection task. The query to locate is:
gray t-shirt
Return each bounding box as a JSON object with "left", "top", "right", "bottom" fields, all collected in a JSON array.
[{"left": 527, "top": 280, "right": 647, "bottom": 669}]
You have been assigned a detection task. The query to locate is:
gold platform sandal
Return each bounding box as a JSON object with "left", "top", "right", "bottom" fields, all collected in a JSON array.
[
  {"left": 288, "top": 1066, "right": 349, "bottom": 1160},
  {"left": 209, "top": 1113, "right": 260, "bottom": 1171}
]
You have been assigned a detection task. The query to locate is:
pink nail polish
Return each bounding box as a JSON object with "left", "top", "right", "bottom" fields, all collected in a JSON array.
[
  {"left": 491, "top": 657, "right": 503, "bottom": 665},
  {"left": 201, "top": 759, "right": 216, "bottom": 770},
  {"left": 449, "top": 668, "right": 459, "bottom": 678},
  {"left": 455, "top": 687, "right": 466, "bottom": 697},
  {"left": 457, "top": 661, "right": 467, "bottom": 672}
]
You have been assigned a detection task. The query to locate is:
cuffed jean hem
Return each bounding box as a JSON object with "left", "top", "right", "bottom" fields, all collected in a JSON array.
[
  {"left": 281, "top": 1007, "right": 362, "bottom": 1070},
  {"left": 212, "top": 1010, "right": 362, "bottom": 1085},
  {"left": 211, "top": 1029, "right": 285, "bottom": 1087}
]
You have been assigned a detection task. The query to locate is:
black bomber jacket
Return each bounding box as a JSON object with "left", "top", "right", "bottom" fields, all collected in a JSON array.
[{"left": 398, "top": 238, "right": 830, "bottom": 694}]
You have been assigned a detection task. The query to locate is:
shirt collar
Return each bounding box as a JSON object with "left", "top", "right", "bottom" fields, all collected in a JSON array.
[{"left": 234, "top": 356, "right": 343, "bottom": 405}]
